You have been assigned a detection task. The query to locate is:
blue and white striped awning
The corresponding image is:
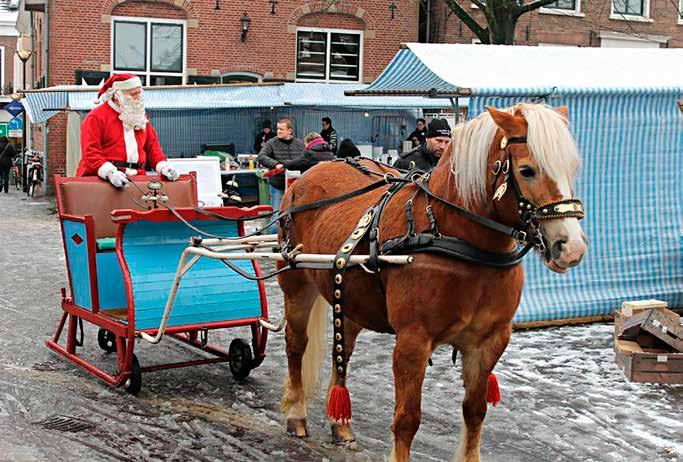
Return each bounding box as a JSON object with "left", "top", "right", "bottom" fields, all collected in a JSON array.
[
  {"left": 349, "top": 43, "right": 683, "bottom": 98},
  {"left": 23, "top": 82, "right": 454, "bottom": 124},
  {"left": 346, "top": 47, "right": 459, "bottom": 97}
]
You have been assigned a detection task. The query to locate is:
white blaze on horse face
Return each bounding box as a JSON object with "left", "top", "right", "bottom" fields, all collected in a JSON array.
[{"left": 541, "top": 175, "right": 587, "bottom": 270}]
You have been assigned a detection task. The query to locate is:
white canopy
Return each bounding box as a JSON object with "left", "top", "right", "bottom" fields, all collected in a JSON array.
[{"left": 353, "top": 43, "right": 683, "bottom": 97}]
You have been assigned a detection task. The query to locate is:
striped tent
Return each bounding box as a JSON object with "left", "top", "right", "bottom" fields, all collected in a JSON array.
[{"left": 350, "top": 44, "right": 683, "bottom": 324}]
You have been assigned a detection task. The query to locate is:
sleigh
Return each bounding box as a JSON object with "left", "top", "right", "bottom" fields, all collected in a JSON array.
[{"left": 48, "top": 174, "right": 272, "bottom": 393}]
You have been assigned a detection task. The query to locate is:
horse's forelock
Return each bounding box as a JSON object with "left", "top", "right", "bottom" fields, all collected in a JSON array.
[
  {"left": 449, "top": 103, "right": 580, "bottom": 210},
  {"left": 520, "top": 104, "right": 580, "bottom": 185}
]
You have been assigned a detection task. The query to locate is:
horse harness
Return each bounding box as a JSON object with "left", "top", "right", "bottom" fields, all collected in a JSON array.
[{"left": 288, "top": 144, "right": 584, "bottom": 382}]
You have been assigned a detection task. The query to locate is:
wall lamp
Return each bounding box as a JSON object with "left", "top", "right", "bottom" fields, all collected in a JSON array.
[{"left": 240, "top": 12, "right": 251, "bottom": 42}]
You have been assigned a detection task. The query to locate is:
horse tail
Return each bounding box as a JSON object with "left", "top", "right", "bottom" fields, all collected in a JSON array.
[{"left": 301, "top": 294, "right": 328, "bottom": 398}]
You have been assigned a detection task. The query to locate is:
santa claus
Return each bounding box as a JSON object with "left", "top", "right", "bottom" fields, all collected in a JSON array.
[{"left": 76, "top": 73, "right": 179, "bottom": 187}]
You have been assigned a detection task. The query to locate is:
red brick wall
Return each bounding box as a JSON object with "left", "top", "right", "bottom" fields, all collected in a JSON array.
[
  {"left": 435, "top": 1, "right": 683, "bottom": 47},
  {"left": 46, "top": 113, "right": 67, "bottom": 177},
  {"left": 0, "top": 36, "right": 16, "bottom": 93}
]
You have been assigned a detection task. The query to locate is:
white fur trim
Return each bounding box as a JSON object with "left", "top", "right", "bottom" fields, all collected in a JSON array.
[
  {"left": 107, "top": 100, "right": 121, "bottom": 113},
  {"left": 155, "top": 160, "right": 170, "bottom": 174},
  {"left": 112, "top": 76, "right": 143, "bottom": 91},
  {"left": 98, "top": 161, "right": 117, "bottom": 180},
  {"left": 123, "top": 126, "right": 139, "bottom": 163}
]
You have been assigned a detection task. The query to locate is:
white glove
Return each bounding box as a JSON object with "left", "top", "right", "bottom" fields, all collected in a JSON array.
[
  {"left": 161, "top": 165, "right": 179, "bottom": 181},
  {"left": 106, "top": 170, "right": 130, "bottom": 188}
]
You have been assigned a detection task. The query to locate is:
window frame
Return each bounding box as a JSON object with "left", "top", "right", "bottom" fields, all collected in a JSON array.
[
  {"left": 221, "top": 72, "right": 263, "bottom": 84},
  {"left": 0, "top": 46, "right": 5, "bottom": 93},
  {"left": 610, "top": 0, "right": 652, "bottom": 22},
  {"left": 540, "top": 0, "right": 584, "bottom": 17},
  {"left": 111, "top": 16, "right": 187, "bottom": 85},
  {"left": 679, "top": 0, "right": 683, "bottom": 25},
  {"left": 295, "top": 27, "right": 363, "bottom": 83}
]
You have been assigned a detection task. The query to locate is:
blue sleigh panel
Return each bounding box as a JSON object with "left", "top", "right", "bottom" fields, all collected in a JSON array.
[
  {"left": 62, "top": 219, "right": 95, "bottom": 310},
  {"left": 120, "top": 217, "right": 264, "bottom": 330}
]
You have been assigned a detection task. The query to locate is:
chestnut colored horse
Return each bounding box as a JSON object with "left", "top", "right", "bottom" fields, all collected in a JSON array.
[{"left": 277, "top": 104, "right": 587, "bottom": 461}]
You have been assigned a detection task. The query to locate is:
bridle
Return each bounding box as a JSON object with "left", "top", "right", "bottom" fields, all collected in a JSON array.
[{"left": 490, "top": 135, "right": 585, "bottom": 255}]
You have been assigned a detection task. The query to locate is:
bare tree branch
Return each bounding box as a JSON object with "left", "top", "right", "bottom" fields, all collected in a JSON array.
[
  {"left": 444, "top": 0, "right": 490, "bottom": 43},
  {"left": 516, "top": 0, "right": 559, "bottom": 15}
]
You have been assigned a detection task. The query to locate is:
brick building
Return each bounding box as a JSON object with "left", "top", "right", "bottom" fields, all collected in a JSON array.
[
  {"left": 431, "top": 1, "right": 683, "bottom": 48},
  {"left": 18, "top": 0, "right": 683, "bottom": 181}
]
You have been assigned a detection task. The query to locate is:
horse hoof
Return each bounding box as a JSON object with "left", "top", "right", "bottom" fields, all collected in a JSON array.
[
  {"left": 331, "top": 422, "right": 356, "bottom": 444},
  {"left": 286, "top": 418, "right": 309, "bottom": 438}
]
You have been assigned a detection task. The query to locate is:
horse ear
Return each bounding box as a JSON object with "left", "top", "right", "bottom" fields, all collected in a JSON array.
[
  {"left": 555, "top": 105, "right": 569, "bottom": 121},
  {"left": 486, "top": 106, "right": 518, "bottom": 133}
]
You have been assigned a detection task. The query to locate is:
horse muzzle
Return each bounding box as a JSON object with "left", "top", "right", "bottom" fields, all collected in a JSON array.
[{"left": 545, "top": 234, "right": 588, "bottom": 273}]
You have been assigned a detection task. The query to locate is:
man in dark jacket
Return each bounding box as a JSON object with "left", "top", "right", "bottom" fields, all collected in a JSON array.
[
  {"left": 406, "top": 118, "right": 427, "bottom": 147},
  {"left": 0, "top": 137, "right": 16, "bottom": 193},
  {"left": 320, "top": 117, "right": 338, "bottom": 153},
  {"left": 394, "top": 119, "right": 451, "bottom": 171},
  {"left": 253, "top": 119, "right": 276, "bottom": 153},
  {"left": 257, "top": 118, "right": 305, "bottom": 215}
]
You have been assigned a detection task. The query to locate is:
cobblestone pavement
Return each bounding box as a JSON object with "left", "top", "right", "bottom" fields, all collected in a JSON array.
[{"left": 0, "top": 187, "right": 681, "bottom": 462}]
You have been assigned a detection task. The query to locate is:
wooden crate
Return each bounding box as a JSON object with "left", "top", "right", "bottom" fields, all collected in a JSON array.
[{"left": 614, "top": 311, "right": 683, "bottom": 384}]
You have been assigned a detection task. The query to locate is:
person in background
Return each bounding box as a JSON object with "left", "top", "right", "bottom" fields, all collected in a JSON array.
[
  {"left": 253, "top": 119, "right": 276, "bottom": 153},
  {"left": 394, "top": 118, "right": 451, "bottom": 171},
  {"left": 320, "top": 117, "right": 338, "bottom": 153},
  {"left": 0, "top": 137, "right": 16, "bottom": 193},
  {"left": 406, "top": 118, "right": 427, "bottom": 147},
  {"left": 283, "top": 132, "right": 335, "bottom": 173},
  {"left": 77, "top": 73, "right": 179, "bottom": 187},
  {"left": 257, "top": 118, "right": 305, "bottom": 215},
  {"left": 336, "top": 138, "right": 361, "bottom": 159}
]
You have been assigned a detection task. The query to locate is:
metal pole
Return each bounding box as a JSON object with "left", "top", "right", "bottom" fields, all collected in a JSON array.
[{"left": 21, "top": 60, "right": 27, "bottom": 192}]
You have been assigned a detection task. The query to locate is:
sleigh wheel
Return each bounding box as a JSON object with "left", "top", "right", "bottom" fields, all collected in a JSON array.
[
  {"left": 124, "top": 354, "right": 142, "bottom": 395},
  {"left": 228, "top": 338, "right": 253, "bottom": 381},
  {"left": 97, "top": 328, "right": 117, "bottom": 353}
]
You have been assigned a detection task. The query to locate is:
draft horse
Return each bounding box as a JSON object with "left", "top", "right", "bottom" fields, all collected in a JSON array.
[{"left": 276, "top": 104, "right": 587, "bottom": 461}]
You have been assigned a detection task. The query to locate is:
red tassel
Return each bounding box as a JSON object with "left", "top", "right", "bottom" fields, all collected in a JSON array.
[
  {"left": 487, "top": 372, "right": 501, "bottom": 407},
  {"left": 327, "top": 384, "right": 352, "bottom": 425}
]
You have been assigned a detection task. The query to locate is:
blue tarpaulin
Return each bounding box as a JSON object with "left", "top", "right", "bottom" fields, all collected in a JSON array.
[{"left": 354, "top": 43, "right": 683, "bottom": 324}]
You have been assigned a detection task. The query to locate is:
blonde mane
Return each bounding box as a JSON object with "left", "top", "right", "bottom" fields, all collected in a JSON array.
[{"left": 449, "top": 103, "right": 581, "bottom": 210}]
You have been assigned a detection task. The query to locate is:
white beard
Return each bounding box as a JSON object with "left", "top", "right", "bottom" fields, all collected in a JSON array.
[{"left": 113, "top": 91, "right": 147, "bottom": 131}]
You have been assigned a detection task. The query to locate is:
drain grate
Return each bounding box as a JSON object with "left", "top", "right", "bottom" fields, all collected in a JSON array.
[{"left": 36, "top": 415, "right": 94, "bottom": 433}]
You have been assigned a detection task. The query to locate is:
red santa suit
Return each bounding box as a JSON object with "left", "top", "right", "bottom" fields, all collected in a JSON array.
[{"left": 75, "top": 74, "right": 171, "bottom": 178}]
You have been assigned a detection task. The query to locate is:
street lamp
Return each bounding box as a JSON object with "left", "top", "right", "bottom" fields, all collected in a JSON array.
[
  {"left": 240, "top": 12, "right": 251, "bottom": 42},
  {"left": 16, "top": 49, "right": 32, "bottom": 192}
]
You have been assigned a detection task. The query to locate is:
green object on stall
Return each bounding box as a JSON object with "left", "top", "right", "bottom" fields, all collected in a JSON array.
[
  {"left": 256, "top": 171, "right": 271, "bottom": 205},
  {"left": 201, "top": 150, "right": 229, "bottom": 163}
]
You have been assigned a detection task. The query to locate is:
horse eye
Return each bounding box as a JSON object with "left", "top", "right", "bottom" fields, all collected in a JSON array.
[{"left": 519, "top": 166, "right": 535, "bottom": 178}]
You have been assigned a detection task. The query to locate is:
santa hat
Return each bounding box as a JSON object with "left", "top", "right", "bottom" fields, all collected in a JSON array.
[{"left": 98, "top": 74, "right": 143, "bottom": 98}]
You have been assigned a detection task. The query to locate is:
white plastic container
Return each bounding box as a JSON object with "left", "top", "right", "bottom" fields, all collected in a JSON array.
[{"left": 357, "top": 144, "right": 373, "bottom": 158}]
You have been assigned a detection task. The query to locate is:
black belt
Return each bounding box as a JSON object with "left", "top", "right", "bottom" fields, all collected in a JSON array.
[{"left": 113, "top": 161, "right": 144, "bottom": 170}]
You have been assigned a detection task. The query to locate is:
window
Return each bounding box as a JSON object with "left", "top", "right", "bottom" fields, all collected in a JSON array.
[
  {"left": 540, "top": 0, "right": 583, "bottom": 16},
  {"left": 679, "top": 0, "right": 683, "bottom": 24},
  {"left": 610, "top": 0, "right": 651, "bottom": 21},
  {"left": 546, "top": 0, "right": 576, "bottom": 8},
  {"left": 613, "top": 0, "right": 644, "bottom": 15},
  {"left": 221, "top": 72, "right": 263, "bottom": 84},
  {"left": 296, "top": 28, "right": 362, "bottom": 82},
  {"left": 112, "top": 17, "right": 186, "bottom": 86}
]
